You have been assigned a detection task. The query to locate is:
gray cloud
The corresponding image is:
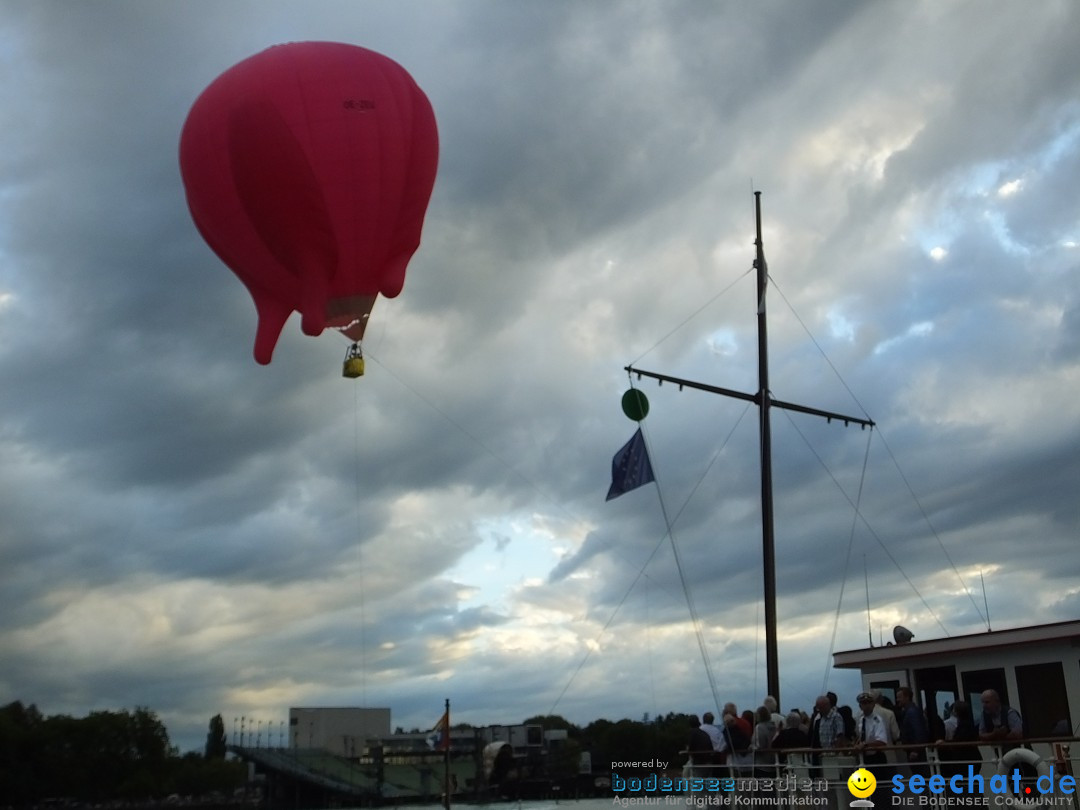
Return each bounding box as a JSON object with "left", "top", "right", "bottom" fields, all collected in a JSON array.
[{"left": 1, "top": 1, "right": 1078, "bottom": 752}]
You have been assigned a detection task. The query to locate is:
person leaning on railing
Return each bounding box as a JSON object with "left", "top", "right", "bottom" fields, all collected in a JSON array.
[
  {"left": 687, "top": 714, "right": 718, "bottom": 777},
  {"left": 854, "top": 692, "right": 889, "bottom": 780},
  {"left": 979, "top": 690, "right": 1023, "bottom": 747},
  {"left": 723, "top": 711, "right": 753, "bottom": 776},
  {"left": 808, "top": 695, "right": 845, "bottom": 779},
  {"left": 752, "top": 706, "right": 778, "bottom": 778},
  {"left": 896, "top": 686, "right": 931, "bottom": 777},
  {"left": 772, "top": 712, "right": 810, "bottom": 766}
]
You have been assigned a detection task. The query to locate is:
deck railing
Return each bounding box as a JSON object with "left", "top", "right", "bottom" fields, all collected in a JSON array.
[{"left": 661, "top": 738, "right": 1080, "bottom": 808}]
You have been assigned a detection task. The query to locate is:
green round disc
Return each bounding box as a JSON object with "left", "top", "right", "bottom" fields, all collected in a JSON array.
[{"left": 621, "top": 389, "right": 649, "bottom": 421}]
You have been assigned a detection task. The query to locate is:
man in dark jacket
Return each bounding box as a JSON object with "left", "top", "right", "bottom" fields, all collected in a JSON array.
[
  {"left": 896, "top": 687, "right": 930, "bottom": 776},
  {"left": 979, "top": 689, "right": 1023, "bottom": 743},
  {"left": 687, "top": 714, "right": 716, "bottom": 777}
]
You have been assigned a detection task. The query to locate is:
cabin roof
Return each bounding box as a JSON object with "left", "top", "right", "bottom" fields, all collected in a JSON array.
[{"left": 833, "top": 619, "right": 1080, "bottom": 669}]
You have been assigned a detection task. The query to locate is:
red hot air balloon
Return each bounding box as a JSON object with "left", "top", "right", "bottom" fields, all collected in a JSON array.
[{"left": 179, "top": 42, "right": 439, "bottom": 366}]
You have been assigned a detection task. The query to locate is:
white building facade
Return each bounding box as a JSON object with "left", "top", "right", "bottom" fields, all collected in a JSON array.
[{"left": 288, "top": 707, "right": 392, "bottom": 757}]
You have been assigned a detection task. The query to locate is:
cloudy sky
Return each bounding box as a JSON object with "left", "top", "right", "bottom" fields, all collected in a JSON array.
[{"left": 2, "top": 1, "right": 1078, "bottom": 753}]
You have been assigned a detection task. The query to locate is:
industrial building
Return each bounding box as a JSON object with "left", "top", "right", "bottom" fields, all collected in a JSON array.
[{"left": 287, "top": 707, "right": 391, "bottom": 757}]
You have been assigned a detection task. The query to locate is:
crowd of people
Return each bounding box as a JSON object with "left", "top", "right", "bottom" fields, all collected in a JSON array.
[{"left": 684, "top": 688, "right": 1025, "bottom": 779}]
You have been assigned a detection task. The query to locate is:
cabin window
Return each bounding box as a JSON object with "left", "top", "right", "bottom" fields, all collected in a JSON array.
[
  {"left": 868, "top": 679, "right": 901, "bottom": 706},
  {"left": 1016, "top": 662, "right": 1071, "bottom": 737},
  {"left": 914, "top": 665, "right": 958, "bottom": 740},
  {"left": 960, "top": 667, "right": 1009, "bottom": 710}
]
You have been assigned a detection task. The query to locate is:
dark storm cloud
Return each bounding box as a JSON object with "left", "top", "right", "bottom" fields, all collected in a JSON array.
[{"left": 1, "top": 0, "right": 1079, "bottom": 751}]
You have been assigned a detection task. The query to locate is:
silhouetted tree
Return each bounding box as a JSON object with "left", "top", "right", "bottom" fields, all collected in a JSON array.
[
  {"left": 580, "top": 713, "right": 692, "bottom": 772},
  {"left": 205, "top": 713, "right": 228, "bottom": 759},
  {"left": 173, "top": 750, "right": 246, "bottom": 795},
  {"left": 0, "top": 702, "right": 45, "bottom": 804},
  {"left": 0, "top": 702, "right": 249, "bottom": 805},
  {"left": 548, "top": 737, "right": 584, "bottom": 780},
  {"left": 523, "top": 714, "right": 581, "bottom": 736}
]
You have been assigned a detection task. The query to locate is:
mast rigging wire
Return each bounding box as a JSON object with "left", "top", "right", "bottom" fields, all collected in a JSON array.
[
  {"left": 768, "top": 275, "right": 987, "bottom": 628},
  {"left": 823, "top": 426, "right": 873, "bottom": 692},
  {"left": 780, "top": 410, "right": 950, "bottom": 638},
  {"left": 629, "top": 267, "right": 754, "bottom": 366},
  {"left": 548, "top": 395, "right": 753, "bottom": 716}
]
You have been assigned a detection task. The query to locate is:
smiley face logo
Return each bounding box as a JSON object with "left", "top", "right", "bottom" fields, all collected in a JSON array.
[{"left": 848, "top": 768, "right": 877, "bottom": 798}]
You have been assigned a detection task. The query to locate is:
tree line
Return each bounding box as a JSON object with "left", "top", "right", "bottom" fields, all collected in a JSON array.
[
  {"left": 0, "top": 701, "right": 245, "bottom": 805},
  {"left": 0, "top": 700, "right": 699, "bottom": 805},
  {"left": 523, "top": 712, "right": 698, "bottom": 773}
]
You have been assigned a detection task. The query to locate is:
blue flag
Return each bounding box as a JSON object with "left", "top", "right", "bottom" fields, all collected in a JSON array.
[{"left": 606, "top": 427, "right": 655, "bottom": 501}]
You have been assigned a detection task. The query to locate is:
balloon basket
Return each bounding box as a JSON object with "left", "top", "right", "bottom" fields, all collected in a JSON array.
[{"left": 343, "top": 344, "right": 365, "bottom": 378}]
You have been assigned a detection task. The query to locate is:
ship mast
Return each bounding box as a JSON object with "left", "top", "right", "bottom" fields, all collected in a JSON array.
[{"left": 626, "top": 192, "right": 874, "bottom": 705}]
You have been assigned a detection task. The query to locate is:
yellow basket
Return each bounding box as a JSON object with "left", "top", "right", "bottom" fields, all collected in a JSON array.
[{"left": 343, "top": 355, "right": 365, "bottom": 378}]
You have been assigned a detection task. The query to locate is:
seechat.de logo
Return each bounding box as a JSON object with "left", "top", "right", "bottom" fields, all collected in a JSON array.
[{"left": 848, "top": 768, "right": 877, "bottom": 807}]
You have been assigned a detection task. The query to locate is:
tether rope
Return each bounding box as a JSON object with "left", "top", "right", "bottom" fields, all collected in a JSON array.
[
  {"left": 363, "top": 349, "right": 582, "bottom": 529},
  {"left": 353, "top": 382, "right": 367, "bottom": 704}
]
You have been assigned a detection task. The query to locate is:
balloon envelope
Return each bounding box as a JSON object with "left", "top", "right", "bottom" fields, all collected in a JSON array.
[{"left": 179, "top": 42, "right": 438, "bottom": 364}]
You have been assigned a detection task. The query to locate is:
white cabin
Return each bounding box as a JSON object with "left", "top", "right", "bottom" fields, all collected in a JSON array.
[{"left": 833, "top": 619, "right": 1080, "bottom": 740}]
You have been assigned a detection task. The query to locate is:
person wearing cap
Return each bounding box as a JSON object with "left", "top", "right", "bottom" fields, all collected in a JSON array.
[{"left": 855, "top": 691, "right": 889, "bottom": 777}]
